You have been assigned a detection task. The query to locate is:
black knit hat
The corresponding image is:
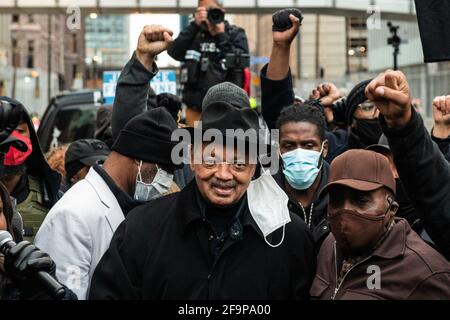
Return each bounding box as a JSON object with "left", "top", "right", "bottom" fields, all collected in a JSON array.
[
  {"left": 112, "top": 107, "right": 181, "bottom": 168},
  {"left": 345, "top": 79, "right": 372, "bottom": 124}
]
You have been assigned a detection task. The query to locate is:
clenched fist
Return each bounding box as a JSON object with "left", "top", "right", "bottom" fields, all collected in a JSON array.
[
  {"left": 309, "top": 83, "right": 342, "bottom": 107},
  {"left": 432, "top": 95, "right": 450, "bottom": 139},
  {"left": 273, "top": 14, "right": 301, "bottom": 47},
  {"left": 365, "top": 70, "right": 412, "bottom": 128},
  {"left": 136, "top": 25, "right": 174, "bottom": 70}
]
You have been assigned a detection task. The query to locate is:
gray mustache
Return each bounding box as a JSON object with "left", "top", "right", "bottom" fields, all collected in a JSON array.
[{"left": 211, "top": 179, "right": 237, "bottom": 188}]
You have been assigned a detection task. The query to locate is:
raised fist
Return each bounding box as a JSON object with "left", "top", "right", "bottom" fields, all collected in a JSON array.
[
  {"left": 432, "top": 95, "right": 450, "bottom": 139},
  {"left": 136, "top": 25, "right": 174, "bottom": 69},
  {"left": 272, "top": 14, "right": 301, "bottom": 47},
  {"left": 309, "top": 83, "right": 342, "bottom": 107},
  {"left": 365, "top": 70, "right": 412, "bottom": 127}
]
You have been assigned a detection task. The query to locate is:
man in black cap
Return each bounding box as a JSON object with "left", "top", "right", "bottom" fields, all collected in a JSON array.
[
  {"left": 89, "top": 100, "right": 317, "bottom": 300},
  {"left": 35, "top": 105, "right": 180, "bottom": 299},
  {"left": 64, "top": 139, "right": 111, "bottom": 187},
  {"left": 34, "top": 25, "right": 179, "bottom": 300}
]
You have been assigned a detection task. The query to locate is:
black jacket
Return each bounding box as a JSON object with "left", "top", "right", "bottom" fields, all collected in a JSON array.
[
  {"left": 381, "top": 109, "right": 450, "bottom": 260},
  {"left": 89, "top": 180, "right": 317, "bottom": 300},
  {"left": 273, "top": 162, "right": 330, "bottom": 246},
  {"left": 431, "top": 134, "right": 450, "bottom": 163},
  {"left": 110, "top": 52, "right": 194, "bottom": 189},
  {"left": 111, "top": 52, "right": 159, "bottom": 141},
  {"left": 415, "top": 0, "right": 450, "bottom": 63},
  {"left": 167, "top": 21, "right": 249, "bottom": 110},
  {"left": 259, "top": 65, "right": 349, "bottom": 163}
]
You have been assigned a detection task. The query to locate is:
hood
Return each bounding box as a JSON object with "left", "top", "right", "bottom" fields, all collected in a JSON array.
[{"left": 0, "top": 97, "right": 61, "bottom": 206}]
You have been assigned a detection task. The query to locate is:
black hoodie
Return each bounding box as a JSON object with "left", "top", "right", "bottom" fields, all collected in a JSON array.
[{"left": 0, "top": 97, "right": 61, "bottom": 208}]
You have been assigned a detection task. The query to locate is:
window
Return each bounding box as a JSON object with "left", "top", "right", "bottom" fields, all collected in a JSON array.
[
  {"left": 12, "top": 14, "right": 19, "bottom": 23},
  {"left": 72, "top": 64, "right": 77, "bottom": 79},
  {"left": 27, "top": 40, "right": 34, "bottom": 68},
  {"left": 12, "top": 38, "right": 20, "bottom": 67}
]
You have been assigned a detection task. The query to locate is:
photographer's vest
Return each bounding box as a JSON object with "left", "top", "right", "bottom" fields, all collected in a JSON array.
[
  {"left": 181, "top": 25, "right": 244, "bottom": 110},
  {"left": 16, "top": 176, "right": 49, "bottom": 242}
]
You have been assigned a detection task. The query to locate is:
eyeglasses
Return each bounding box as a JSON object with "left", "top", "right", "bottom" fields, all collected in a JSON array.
[{"left": 357, "top": 102, "right": 376, "bottom": 112}]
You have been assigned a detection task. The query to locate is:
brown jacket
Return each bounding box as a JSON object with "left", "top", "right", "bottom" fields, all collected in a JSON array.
[{"left": 311, "top": 218, "right": 450, "bottom": 300}]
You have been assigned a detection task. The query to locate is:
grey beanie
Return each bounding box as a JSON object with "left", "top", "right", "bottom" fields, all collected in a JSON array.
[{"left": 202, "top": 82, "right": 250, "bottom": 111}]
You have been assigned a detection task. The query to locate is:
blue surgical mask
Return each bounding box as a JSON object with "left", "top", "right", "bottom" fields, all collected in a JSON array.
[{"left": 281, "top": 143, "right": 324, "bottom": 191}]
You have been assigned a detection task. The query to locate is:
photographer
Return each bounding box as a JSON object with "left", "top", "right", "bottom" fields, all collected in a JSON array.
[{"left": 167, "top": 0, "right": 249, "bottom": 126}]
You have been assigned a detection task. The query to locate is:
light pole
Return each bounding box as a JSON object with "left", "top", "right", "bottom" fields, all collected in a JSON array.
[
  {"left": 11, "top": 31, "right": 18, "bottom": 99},
  {"left": 387, "top": 22, "right": 401, "bottom": 71}
]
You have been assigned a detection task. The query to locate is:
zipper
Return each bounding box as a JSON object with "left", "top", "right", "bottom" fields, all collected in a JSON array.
[
  {"left": 298, "top": 201, "right": 314, "bottom": 229},
  {"left": 331, "top": 242, "right": 372, "bottom": 300}
]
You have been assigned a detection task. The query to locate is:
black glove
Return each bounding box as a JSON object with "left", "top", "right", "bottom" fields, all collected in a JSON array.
[
  {"left": 272, "top": 8, "right": 304, "bottom": 32},
  {"left": 4, "top": 241, "right": 57, "bottom": 298}
]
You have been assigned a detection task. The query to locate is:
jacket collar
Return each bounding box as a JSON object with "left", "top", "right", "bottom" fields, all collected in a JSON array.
[
  {"left": 273, "top": 161, "right": 330, "bottom": 208},
  {"left": 371, "top": 218, "right": 408, "bottom": 259},
  {"left": 84, "top": 167, "right": 124, "bottom": 232}
]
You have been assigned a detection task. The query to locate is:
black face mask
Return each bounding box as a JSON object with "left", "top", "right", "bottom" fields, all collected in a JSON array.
[{"left": 351, "top": 118, "right": 383, "bottom": 148}]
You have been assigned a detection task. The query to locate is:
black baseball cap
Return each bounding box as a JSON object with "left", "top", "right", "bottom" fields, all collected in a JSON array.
[{"left": 65, "top": 139, "right": 110, "bottom": 180}]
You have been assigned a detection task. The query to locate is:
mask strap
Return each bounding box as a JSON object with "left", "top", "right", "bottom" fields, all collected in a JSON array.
[
  {"left": 258, "top": 156, "right": 269, "bottom": 176},
  {"left": 136, "top": 160, "right": 143, "bottom": 182},
  {"left": 317, "top": 141, "right": 326, "bottom": 170},
  {"left": 264, "top": 224, "right": 286, "bottom": 248}
]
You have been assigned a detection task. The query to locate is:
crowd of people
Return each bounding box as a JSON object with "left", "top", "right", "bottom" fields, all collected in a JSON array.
[{"left": 0, "top": 0, "right": 450, "bottom": 300}]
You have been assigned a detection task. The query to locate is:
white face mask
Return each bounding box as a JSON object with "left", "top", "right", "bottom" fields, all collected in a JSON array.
[
  {"left": 247, "top": 167, "right": 291, "bottom": 248},
  {"left": 134, "top": 161, "right": 174, "bottom": 202}
]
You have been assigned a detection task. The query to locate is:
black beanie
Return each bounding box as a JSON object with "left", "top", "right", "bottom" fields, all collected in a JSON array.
[
  {"left": 112, "top": 107, "right": 181, "bottom": 168},
  {"left": 345, "top": 79, "right": 372, "bottom": 124}
]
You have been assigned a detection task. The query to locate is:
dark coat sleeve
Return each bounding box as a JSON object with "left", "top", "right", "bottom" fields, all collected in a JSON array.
[
  {"left": 431, "top": 133, "right": 450, "bottom": 163},
  {"left": 167, "top": 22, "right": 201, "bottom": 61},
  {"left": 111, "top": 52, "right": 158, "bottom": 141},
  {"left": 289, "top": 218, "right": 317, "bottom": 299},
  {"left": 260, "top": 63, "right": 349, "bottom": 162},
  {"left": 381, "top": 109, "right": 450, "bottom": 259},
  {"left": 260, "top": 64, "right": 295, "bottom": 131},
  {"left": 88, "top": 219, "right": 144, "bottom": 300}
]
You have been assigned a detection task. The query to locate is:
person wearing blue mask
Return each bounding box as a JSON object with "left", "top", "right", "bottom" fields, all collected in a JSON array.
[{"left": 272, "top": 104, "right": 331, "bottom": 245}]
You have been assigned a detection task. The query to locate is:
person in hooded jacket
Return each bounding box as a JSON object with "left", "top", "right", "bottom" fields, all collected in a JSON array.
[
  {"left": 365, "top": 70, "right": 450, "bottom": 260},
  {"left": 0, "top": 134, "right": 75, "bottom": 300},
  {"left": 0, "top": 97, "right": 61, "bottom": 242}
]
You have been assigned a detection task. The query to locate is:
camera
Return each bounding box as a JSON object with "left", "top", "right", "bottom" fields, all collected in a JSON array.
[
  {"left": 207, "top": 8, "right": 225, "bottom": 25},
  {"left": 225, "top": 53, "right": 250, "bottom": 69}
]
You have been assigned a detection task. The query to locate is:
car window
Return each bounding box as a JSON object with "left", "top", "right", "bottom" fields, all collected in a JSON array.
[{"left": 48, "top": 104, "right": 97, "bottom": 150}]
